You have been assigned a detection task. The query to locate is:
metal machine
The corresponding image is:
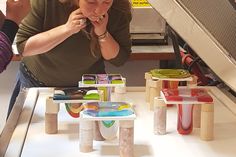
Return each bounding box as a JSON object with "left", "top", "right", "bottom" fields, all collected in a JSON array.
[
  {"left": 148, "top": 0, "right": 236, "bottom": 95},
  {"left": 130, "top": 0, "right": 168, "bottom": 44}
]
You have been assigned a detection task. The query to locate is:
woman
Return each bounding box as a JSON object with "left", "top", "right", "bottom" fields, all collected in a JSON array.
[
  {"left": 8, "top": 0, "right": 132, "bottom": 116},
  {"left": 0, "top": 0, "right": 30, "bottom": 73}
]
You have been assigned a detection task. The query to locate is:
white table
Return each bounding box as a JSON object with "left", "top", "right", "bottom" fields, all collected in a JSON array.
[{"left": 1, "top": 87, "right": 236, "bottom": 157}]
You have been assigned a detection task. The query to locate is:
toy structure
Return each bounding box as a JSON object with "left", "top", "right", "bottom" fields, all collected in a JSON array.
[
  {"left": 155, "top": 88, "right": 214, "bottom": 141},
  {"left": 79, "top": 74, "right": 125, "bottom": 101},
  {"left": 79, "top": 102, "right": 135, "bottom": 157},
  {"left": 45, "top": 74, "right": 136, "bottom": 157},
  {"left": 145, "top": 69, "right": 193, "bottom": 110},
  {"left": 145, "top": 69, "right": 214, "bottom": 140},
  {"left": 79, "top": 74, "right": 127, "bottom": 140},
  {"left": 45, "top": 87, "right": 101, "bottom": 134}
]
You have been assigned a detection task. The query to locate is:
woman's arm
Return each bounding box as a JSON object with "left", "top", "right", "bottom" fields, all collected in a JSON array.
[
  {"left": 91, "top": 13, "right": 120, "bottom": 60},
  {"left": 22, "top": 9, "right": 86, "bottom": 56},
  {"left": 103, "top": 10, "right": 132, "bottom": 66},
  {"left": 98, "top": 31, "right": 120, "bottom": 60},
  {"left": 23, "top": 24, "right": 72, "bottom": 56}
]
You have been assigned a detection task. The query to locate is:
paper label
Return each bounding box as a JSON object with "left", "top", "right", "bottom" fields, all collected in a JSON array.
[{"left": 131, "top": 0, "right": 151, "bottom": 7}]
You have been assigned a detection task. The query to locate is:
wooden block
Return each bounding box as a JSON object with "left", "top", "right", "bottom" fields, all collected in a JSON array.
[
  {"left": 45, "top": 113, "right": 58, "bottom": 134},
  {"left": 193, "top": 104, "right": 201, "bottom": 128},
  {"left": 145, "top": 79, "right": 151, "bottom": 103},
  {"left": 46, "top": 97, "right": 59, "bottom": 114},
  {"left": 149, "top": 79, "right": 162, "bottom": 88},
  {"left": 120, "top": 120, "right": 134, "bottom": 128},
  {"left": 80, "top": 145, "right": 93, "bottom": 153},
  {"left": 200, "top": 103, "right": 214, "bottom": 141},
  {"left": 154, "top": 97, "right": 166, "bottom": 107},
  {"left": 149, "top": 79, "right": 162, "bottom": 110},
  {"left": 114, "top": 86, "right": 126, "bottom": 94},
  {"left": 119, "top": 120, "right": 134, "bottom": 157},
  {"left": 114, "top": 86, "right": 126, "bottom": 102},
  {"left": 114, "top": 93, "right": 126, "bottom": 102},
  {"left": 154, "top": 97, "right": 167, "bottom": 135},
  {"left": 145, "top": 72, "right": 152, "bottom": 80},
  {"left": 187, "top": 75, "right": 198, "bottom": 87},
  {"left": 79, "top": 120, "right": 93, "bottom": 152},
  {"left": 149, "top": 88, "right": 157, "bottom": 110},
  {"left": 201, "top": 103, "right": 214, "bottom": 112}
]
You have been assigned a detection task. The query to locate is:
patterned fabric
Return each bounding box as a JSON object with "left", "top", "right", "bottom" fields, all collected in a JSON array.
[
  {"left": 162, "top": 88, "right": 213, "bottom": 103},
  {"left": 0, "top": 31, "right": 13, "bottom": 73}
]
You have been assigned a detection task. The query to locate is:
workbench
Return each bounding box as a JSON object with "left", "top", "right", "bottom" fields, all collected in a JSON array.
[{"left": 1, "top": 87, "right": 236, "bottom": 157}]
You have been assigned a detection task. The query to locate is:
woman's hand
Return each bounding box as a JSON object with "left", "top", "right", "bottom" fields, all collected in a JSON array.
[
  {"left": 6, "top": 0, "right": 30, "bottom": 25},
  {"left": 91, "top": 12, "right": 109, "bottom": 36},
  {"left": 65, "top": 9, "right": 87, "bottom": 35}
]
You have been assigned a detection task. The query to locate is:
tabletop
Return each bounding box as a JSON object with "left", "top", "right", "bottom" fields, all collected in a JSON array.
[{"left": 1, "top": 87, "right": 236, "bottom": 157}]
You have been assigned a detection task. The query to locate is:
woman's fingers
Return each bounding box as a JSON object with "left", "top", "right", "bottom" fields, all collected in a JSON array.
[
  {"left": 92, "top": 13, "right": 108, "bottom": 36},
  {"left": 65, "top": 9, "right": 88, "bottom": 34},
  {"left": 6, "top": 0, "right": 30, "bottom": 24}
]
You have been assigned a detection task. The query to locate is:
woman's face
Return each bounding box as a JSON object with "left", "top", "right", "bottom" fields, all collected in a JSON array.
[{"left": 78, "top": 0, "right": 113, "bottom": 22}]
